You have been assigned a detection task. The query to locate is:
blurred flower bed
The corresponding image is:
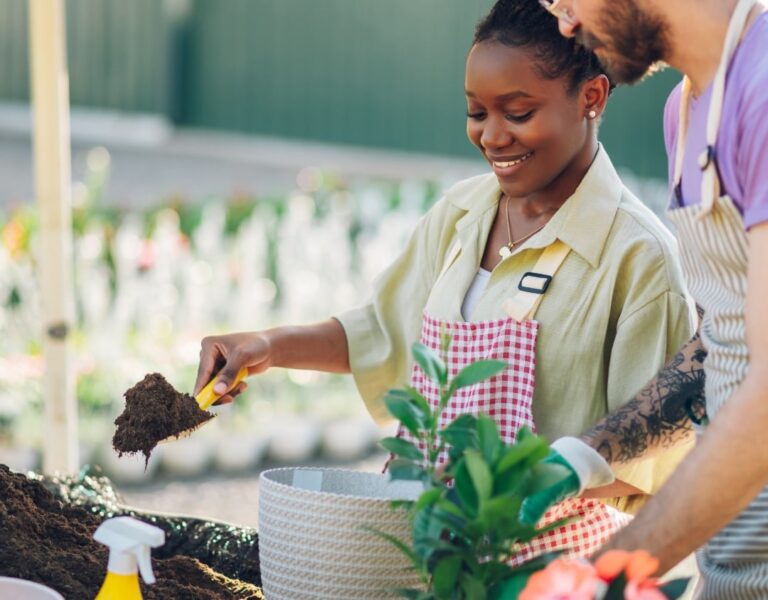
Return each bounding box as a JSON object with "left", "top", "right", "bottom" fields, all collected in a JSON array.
[{"left": 0, "top": 147, "right": 442, "bottom": 482}]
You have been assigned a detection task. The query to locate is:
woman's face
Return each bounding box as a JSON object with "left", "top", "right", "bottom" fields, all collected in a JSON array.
[{"left": 465, "top": 41, "right": 595, "bottom": 199}]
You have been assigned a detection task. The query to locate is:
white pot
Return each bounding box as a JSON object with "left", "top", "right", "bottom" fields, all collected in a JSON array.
[
  {"left": 259, "top": 468, "right": 423, "bottom": 599},
  {"left": 213, "top": 432, "right": 269, "bottom": 473},
  {"left": 160, "top": 435, "right": 213, "bottom": 477},
  {"left": 268, "top": 417, "right": 321, "bottom": 463},
  {"left": 0, "top": 577, "right": 64, "bottom": 600},
  {"left": 321, "top": 417, "right": 377, "bottom": 462},
  {"left": 98, "top": 444, "right": 161, "bottom": 484}
]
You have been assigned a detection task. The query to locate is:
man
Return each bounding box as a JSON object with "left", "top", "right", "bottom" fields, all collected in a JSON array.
[{"left": 523, "top": 0, "right": 768, "bottom": 596}]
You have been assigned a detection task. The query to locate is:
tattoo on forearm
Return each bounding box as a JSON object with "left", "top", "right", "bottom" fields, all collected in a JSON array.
[{"left": 584, "top": 309, "right": 707, "bottom": 463}]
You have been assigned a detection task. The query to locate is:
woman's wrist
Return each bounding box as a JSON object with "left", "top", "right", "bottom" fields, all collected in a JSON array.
[{"left": 261, "top": 320, "right": 349, "bottom": 372}]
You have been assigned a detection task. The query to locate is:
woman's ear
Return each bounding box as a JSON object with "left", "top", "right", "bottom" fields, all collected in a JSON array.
[{"left": 582, "top": 74, "right": 610, "bottom": 120}]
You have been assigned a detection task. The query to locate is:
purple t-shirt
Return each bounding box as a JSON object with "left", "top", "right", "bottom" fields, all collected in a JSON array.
[{"left": 663, "top": 12, "right": 768, "bottom": 230}]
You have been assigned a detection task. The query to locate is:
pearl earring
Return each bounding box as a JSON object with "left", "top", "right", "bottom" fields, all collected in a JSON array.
[{"left": 588, "top": 110, "right": 597, "bottom": 119}]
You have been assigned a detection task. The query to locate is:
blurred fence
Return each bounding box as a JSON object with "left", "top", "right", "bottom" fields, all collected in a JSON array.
[
  {"left": 0, "top": 0, "right": 679, "bottom": 179},
  {"left": 0, "top": 0, "right": 169, "bottom": 113},
  {"left": 0, "top": 153, "right": 439, "bottom": 479}
]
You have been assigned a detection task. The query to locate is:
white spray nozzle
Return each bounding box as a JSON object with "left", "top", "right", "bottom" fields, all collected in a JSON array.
[{"left": 93, "top": 517, "right": 165, "bottom": 585}]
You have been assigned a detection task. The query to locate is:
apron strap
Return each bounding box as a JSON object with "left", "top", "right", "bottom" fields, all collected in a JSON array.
[
  {"left": 502, "top": 240, "right": 571, "bottom": 321},
  {"left": 673, "top": 0, "right": 758, "bottom": 217}
]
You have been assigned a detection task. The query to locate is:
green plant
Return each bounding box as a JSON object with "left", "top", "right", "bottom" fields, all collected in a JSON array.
[{"left": 379, "top": 341, "right": 573, "bottom": 600}]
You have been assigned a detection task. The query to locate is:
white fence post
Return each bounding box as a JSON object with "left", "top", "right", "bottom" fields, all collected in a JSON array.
[{"left": 29, "top": 0, "right": 78, "bottom": 474}]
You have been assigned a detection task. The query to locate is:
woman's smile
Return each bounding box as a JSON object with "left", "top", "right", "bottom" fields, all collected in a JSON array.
[{"left": 489, "top": 151, "right": 534, "bottom": 177}]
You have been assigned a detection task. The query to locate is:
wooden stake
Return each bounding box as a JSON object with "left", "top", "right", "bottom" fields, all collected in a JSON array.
[{"left": 29, "top": 0, "right": 78, "bottom": 474}]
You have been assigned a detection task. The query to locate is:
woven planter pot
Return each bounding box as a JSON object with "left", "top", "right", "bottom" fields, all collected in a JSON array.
[{"left": 259, "top": 467, "right": 423, "bottom": 599}]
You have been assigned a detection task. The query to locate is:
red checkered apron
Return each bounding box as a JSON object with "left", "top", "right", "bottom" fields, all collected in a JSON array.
[{"left": 397, "top": 241, "right": 630, "bottom": 564}]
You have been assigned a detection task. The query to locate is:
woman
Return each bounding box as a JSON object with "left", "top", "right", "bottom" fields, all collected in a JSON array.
[{"left": 196, "top": 0, "right": 695, "bottom": 561}]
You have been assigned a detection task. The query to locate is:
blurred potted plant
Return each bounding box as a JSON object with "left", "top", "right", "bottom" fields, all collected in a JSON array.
[{"left": 381, "top": 342, "right": 689, "bottom": 599}]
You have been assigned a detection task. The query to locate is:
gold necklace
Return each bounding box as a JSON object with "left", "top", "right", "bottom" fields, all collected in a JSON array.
[{"left": 498, "top": 195, "right": 548, "bottom": 259}]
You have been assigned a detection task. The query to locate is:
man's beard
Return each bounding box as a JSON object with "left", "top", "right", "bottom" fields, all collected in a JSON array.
[{"left": 577, "top": 0, "right": 670, "bottom": 84}]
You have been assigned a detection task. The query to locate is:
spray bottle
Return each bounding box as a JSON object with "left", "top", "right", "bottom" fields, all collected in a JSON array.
[{"left": 93, "top": 516, "right": 165, "bottom": 600}]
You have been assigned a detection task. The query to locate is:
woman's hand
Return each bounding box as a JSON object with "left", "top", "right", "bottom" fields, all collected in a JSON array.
[
  {"left": 194, "top": 320, "right": 351, "bottom": 406},
  {"left": 194, "top": 332, "right": 273, "bottom": 405}
]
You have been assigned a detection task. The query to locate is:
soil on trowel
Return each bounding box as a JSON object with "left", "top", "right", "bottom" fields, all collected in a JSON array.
[
  {"left": 112, "top": 372, "right": 214, "bottom": 463},
  {"left": 0, "top": 464, "right": 263, "bottom": 599}
]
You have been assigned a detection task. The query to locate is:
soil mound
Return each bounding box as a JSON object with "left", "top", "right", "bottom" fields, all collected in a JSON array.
[
  {"left": 113, "top": 373, "right": 214, "bottom": 462},
  {"left": 0, "top": 465, "right": 262, "bottom": 598}
]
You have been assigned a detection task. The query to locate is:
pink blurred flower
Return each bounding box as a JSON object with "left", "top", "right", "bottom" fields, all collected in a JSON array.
[
  {"left": 137, "top": 239, "right": 155, "bottom": 271},
  {"left": 520, "top": 558, "right": 600, "bottom": 600}
]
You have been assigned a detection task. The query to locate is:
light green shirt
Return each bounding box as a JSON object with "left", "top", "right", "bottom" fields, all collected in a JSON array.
[{"left": 337, "top": 148, "right": 695, "bottom": 510}]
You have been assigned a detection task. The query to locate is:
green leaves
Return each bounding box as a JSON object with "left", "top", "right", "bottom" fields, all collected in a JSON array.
[
  {"left": 441, "top": 414, "right": 479, "bottom": 462},
  {"left": 449, "top": 360, "right": 507, "bottom": 394},
  {"left": 524, "top": 462, "right": 574, "bottom": 496},
  {"left": 464, "top": 449, "right": 493, "bottom": 501},
  {"left": 495, "top": 429, "right": 548, "bottom": 474},
  {"left": 453, "top": 460, "right": 480, "bottom": 518},
  {"left": 379, "top": 339, "right": 569, "bottom": 600},
  {"left": 432, "top": 556, "right": 462, "bottom": 597},
  {"left": 389, "top": 459, "right": 426, "bottom": 482},
  {"left": 658, "top": 579, "right": 692, "bottom": 599},
  {"left": 479, "top": 496, "right": 522, "bottom": 532},
  {"left": 385, "top": 388, "right": 429, "bottom": 437},
  {"left": 460, "top": 574, "right": 487, "bottom": 600},
  {"left": 412, "top": 342, "right": 448, "bottom": 386},
  {"left": 477, "top": 415, "right": 502, "bottom": 464},
  {"left": 488, "top": 570, "right": 532, "bottom": 600},
  {"left": 381, "top": 436, "right": 424, "bottom": 461}
]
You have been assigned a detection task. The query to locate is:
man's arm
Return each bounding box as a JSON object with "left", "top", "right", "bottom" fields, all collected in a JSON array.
[
  {"left": 582, "top": 308, "right": 707, "bottom": 465},
  {"left": 597, "top": 223, "right": 768, "bottom": 573},
  {"left": 521, "top": 307, "right": 705, "bottom": 520}
]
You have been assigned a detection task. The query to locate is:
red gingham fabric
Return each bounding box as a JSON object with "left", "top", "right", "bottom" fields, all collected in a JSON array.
[{"left": 398, "top": 312, "right": 630, "bottom": 564}]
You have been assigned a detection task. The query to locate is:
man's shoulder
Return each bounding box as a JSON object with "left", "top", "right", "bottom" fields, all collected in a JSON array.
[{"left": 731, "top": 13, "right": 768, "bottom": 112}]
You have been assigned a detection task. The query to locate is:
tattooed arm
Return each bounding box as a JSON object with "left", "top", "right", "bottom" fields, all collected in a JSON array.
[
  {"left": 582, "top": 307, "right": 707, "bottom": 465},
  {"left": 522, "top": 310, "right": 706, "bottom": 517},
  {"left": 595, "top": 225, "right": 768, "bottom": 574}
]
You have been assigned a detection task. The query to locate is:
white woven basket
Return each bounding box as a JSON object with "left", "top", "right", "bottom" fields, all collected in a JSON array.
[{"left": 259, "top": 467, "right": 423, "bottom": 599}]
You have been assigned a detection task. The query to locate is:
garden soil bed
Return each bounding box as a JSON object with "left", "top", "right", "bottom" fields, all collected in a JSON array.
[
  {"left": 113, "top": 373, "right": 214, "bottom": 463},
  {"left": 0, "top": 465, "right": 263, "bottom": 599}
]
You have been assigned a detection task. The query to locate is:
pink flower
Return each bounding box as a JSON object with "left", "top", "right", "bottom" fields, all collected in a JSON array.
[
  {"left": 520, "top": 559, "right": 600, "bottom": 600},
  {"left": 594, "top": 549, "right": 660, "bottom": 584}
]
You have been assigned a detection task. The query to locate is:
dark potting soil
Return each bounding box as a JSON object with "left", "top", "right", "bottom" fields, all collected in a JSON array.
[
  {"left": 112, "top": 372, "right": 214, "bottom": 462},
  {"left": 0, "top": 465, "right": 263, "bottom": 599},
  {"left": 40, "top": 466, "right": 262, "bottom": 586}
]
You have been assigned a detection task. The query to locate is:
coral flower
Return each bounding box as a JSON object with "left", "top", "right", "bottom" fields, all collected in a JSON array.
[
  {"left": 594, "top": 549, "right": 660, "bottom": 584},
  {"left": 594, "top": 549, "right": 631, "bottom": 582},
  {"left": 520, "top": 559, "right": 600, "bottom": 600},
  {"left": 626, "top": 550, "right": 660, "bottom": 582}
]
